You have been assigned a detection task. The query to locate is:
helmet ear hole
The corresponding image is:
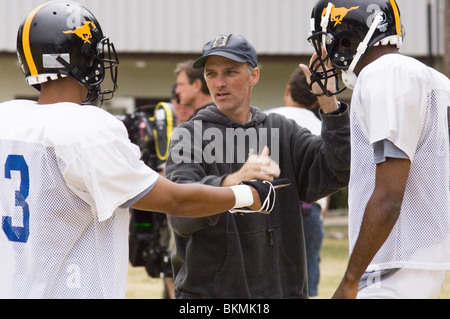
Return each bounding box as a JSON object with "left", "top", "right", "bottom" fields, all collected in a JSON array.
[{"left": 341, "top": 38, "right": 351, "bottom": 48}]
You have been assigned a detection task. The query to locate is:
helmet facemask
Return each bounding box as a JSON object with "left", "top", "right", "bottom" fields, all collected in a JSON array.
[
  {"left": 82, "top": 35, "right": 119, "bottom": 105},
  {"left": 307, "top": 2, "right": 346, "bottom": 97},
  {"left": 307, "top": 31, "right": 347, "bottom": 97},
  {"left": 98, "top": 37, "right": 119, "bottom": 104}
]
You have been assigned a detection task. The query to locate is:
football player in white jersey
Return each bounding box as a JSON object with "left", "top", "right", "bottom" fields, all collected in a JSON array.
[
  {"left": 0, "top": 1, "right": 285, "bottom": 299},
  {"left": 303, "top": 0, "right": 450, "bottom": 298}
]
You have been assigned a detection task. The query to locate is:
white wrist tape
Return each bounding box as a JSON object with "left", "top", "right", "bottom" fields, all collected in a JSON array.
[{"left": 230, "top": 185, "right": 254, "bottom": 208}]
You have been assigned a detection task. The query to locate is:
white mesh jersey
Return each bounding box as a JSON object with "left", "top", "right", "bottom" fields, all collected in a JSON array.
[
  {"left": 0, "top": 100, "right": 159, "bottom": 298},
  {"left": 349, "top": 54, "right": 450, "bottom": 271}
]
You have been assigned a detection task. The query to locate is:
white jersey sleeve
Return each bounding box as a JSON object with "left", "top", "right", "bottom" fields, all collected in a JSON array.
[
  {"left": 57, "top": 114, "right": 158, "bottom": 221},
  {"left": 354, "top": 55, "right": 428, "bottom": 161}
]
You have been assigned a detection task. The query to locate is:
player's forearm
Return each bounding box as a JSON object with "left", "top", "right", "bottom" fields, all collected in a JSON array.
[
  {"left": 133, "top": 177, "right": 260, "bottom": 218},
  {"left": 342, "top": 193, "right": 402, "bottom": 285},
  {"left": 170, "top": 183, "right": 259, "bottom": 218},
  {"left": 342, "top": 159, "right": 409, "bottom": 286}
]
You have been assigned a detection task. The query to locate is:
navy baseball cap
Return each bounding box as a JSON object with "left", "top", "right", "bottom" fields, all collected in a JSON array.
[{"left": 193, "top": 34, "right": 258, "bottom": 69}]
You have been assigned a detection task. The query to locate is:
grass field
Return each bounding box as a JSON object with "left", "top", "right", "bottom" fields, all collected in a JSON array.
[{"left": 125, "top": 212, "right": 450, "bottom": 299}]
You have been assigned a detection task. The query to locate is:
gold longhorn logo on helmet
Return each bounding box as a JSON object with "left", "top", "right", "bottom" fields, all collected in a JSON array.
[
  {"left": 63, "top": 21, "right": 97, "bottom": 43},
  {"left": 322, "top": 5, "right": 359, "bottom": 27}
]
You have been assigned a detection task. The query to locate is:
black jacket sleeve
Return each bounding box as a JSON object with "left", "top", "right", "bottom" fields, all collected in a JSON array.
[
  {"left": 290, "top": 102, "right": 350, "bottom": 203},
  {"left": 165, "top": 124, "right": 226, "bottom": 237}
]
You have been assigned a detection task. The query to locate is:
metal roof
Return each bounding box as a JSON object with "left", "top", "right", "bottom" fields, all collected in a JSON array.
[{"left": 0, "top": 0, "right": 445, "bottom": 56}]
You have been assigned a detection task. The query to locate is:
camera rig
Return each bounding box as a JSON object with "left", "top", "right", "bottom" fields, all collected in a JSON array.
[{"left": 118, "top": 102, "right": 176, "bottom": 279}]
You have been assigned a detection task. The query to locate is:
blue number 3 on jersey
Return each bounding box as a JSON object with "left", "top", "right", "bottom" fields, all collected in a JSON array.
[{"left": 2, "top": 155, "right": 30, "bottom": 243}]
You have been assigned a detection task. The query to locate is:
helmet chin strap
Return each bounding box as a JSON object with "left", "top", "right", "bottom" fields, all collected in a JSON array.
[{"left": 341, "top": 13, "right": 384, "bottom": 90}]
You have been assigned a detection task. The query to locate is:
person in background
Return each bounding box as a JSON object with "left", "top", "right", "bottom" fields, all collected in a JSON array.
[
  {"left": 160, "top": 83, "right": 195, "bottom": 299},
  {"left": 170, "top": 84, "right": 194, "bottom": 126},
  {"left": 265, "top": 68, "right": 330, "bottom": 297},
  {"left": 174, "top": 60, "right": 215, "bottom": 117}
]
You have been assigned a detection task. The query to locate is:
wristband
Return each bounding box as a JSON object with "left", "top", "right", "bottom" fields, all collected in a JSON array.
[
  {"left": 322, "top": 101, "right": 347, "bottom": 115},
  {"left": 230, "top": 185, "right": 254, "bottom": 208}
]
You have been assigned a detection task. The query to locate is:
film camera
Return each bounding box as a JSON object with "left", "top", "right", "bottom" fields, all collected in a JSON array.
[{"left": 118, "top": 102, "right": 176, "bottom": 279}]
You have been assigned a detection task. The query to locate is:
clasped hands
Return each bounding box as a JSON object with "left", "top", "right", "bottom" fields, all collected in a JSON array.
[{"left": 224, "top": 146, "right": 291, "bottom": 214}]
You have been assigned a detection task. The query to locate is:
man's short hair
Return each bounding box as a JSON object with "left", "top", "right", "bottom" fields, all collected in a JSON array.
[
  {"left": 175, "top": 60, "right": 210, "bottom": 95},
  {"left": 288, "top": 68, "right": 318, "bottom": 108}
]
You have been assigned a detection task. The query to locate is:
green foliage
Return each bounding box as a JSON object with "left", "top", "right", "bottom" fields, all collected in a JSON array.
[{"left": 329, "top": 187, "right": 348, "bottom": 209}]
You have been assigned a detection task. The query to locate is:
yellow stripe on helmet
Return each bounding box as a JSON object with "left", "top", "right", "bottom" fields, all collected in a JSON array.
[
  {"left": 389, "top": 0, "right": 402, "bottom": 35},
  {"left": 22, "top": 1, "right": 54, "bottom": 76}
]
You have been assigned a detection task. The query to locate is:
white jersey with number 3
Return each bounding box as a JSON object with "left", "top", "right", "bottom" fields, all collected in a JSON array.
[{"left": 0, "top": 100, "right": 158, "bottom": 298}]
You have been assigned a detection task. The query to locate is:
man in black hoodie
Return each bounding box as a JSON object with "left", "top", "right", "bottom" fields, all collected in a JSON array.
[{"left": 165, "top": 34, "right": 350, "bottom": 299}]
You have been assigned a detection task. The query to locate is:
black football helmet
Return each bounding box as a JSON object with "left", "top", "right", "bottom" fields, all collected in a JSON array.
[
  {"left": 307, "top": 0, "right": 404, "bottom": 95},
  {"left": 16, "top": 1, "right": 119, "bottom": 104}
]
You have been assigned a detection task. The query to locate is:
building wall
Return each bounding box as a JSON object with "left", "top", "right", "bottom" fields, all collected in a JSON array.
[
  {"left": 0, "top": 0, "right": 445, "bottom": 111},
  {"left": 0, "top": 0, "right": 445, "bottom": 55}
]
